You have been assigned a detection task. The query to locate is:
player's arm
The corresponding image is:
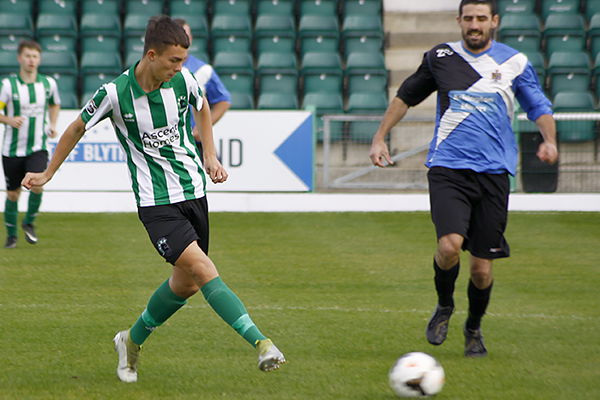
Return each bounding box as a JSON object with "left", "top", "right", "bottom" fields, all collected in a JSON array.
[
  {"left": 193, "top": 95, "right": 228, "bottom": 184},
  {"left": 0, "top": 100, "right": 25, "bottom": 128},
  {"left": 534, "top": 114, "right": 558, "bottom": 164},
  {"left": 48, "top": 103, "right": 60, "bottom": 138},
  {"left": 22, "top": 116, "right": 86, "bottom": 189},
  {"left": 369, "top": 97, "right": 409, "bottom": 167},
  {"left": 210, "top": 100, "right": 230, "bottom": 124}
]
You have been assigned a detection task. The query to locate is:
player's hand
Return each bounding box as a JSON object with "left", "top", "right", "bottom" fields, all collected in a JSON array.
[
  {"left": 537, "top": 141, "right": 558, "bottom": 164},
  {"left": 369, "top": 140, "right": 394, "bottom": 167},
  {"left": 48, "top": 127, "right": 58, "bottom": 138},
  {"left": 21, "top": 171, "right": 51, "bottom": 190},
  {"left": 204, "top": 156, "right": 228, "bottom": 184},
  {"left": 8, "top": 116, "right": 25, "bottom": 129}
]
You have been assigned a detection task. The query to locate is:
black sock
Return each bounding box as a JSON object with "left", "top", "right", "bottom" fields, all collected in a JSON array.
[
  {"left": 466, "top": 280, "right": 493, "bottom": 331},
  {"left": 433, "top": 259, "right": 459, "bottom": 308}
]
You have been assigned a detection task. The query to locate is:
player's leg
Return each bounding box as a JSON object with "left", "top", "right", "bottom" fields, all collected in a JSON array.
[
  {"left": 426, "top": 167, "right": 474, "bottom": 345},
  {"left": 21, "top": 150, "right": 49, "bottom": 244},
  {"left": 2, "top": 156, "right": 25, "bottom": 248},
  {"left": 463, "top": 256, "right": 493, "bottom": 357}
]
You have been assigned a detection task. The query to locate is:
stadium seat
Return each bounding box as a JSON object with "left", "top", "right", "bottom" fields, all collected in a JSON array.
[
  {"left": 341, "top": 16, "right": 384, "bottom": 57},
  {"left": 38, "top": 34, "right": 77, "bottom": 53},
  {"left": 586, "top": 2, "right": 600, "bottom": 21},
  {"left": 229, "top": 92, "right": 254, "bottom": 109},
  {"left": 49, "top": 72, "right": 77, "bottom": 94},
  {"left": 38, "top": 51, "right": 78, "bottom": 76},
  {"left": 257, "top": 52, "right": 298, "bottom": 95},
  {"left": 125, "top": 0, "right": 164, "bottom": 17},
  {"left": 588, "top": 14, "right": 600, "bottom": 58},
  {"left": 299, "top": 0, "right": 338, "bottom": 16},
  {"left": 256, "top": 0, "right": 295, "bottom": 16},
  {"left": 345, "top": 51, "right": 387, "bottom": 94},
  {"left": 38, "top": 0, "right": 77, "bottom": 16},
  {"left": 300, "top": 52, "right": 343, "bottom": 95},
  {"left": 124, "top": 14, "right": 150, "bottom": 38},
  {"left": 0, "top": 50, "right": 19, "bottom": 75},
  {"left": 82, "top": 73, "right": 120, "bottom": 95},
  {"left": 553, "top": 91, "right": 597, "bottom": 142},
  {"left": 219, "top": 73, "right": 254, "bottom": 98},
  {"left": 0, "top": 35, "right": 31, "bottom": 52},
  {"left": 541, "top": 0, "right": 580, "bottom": 19},
  {"left": 58, "top": 89, "right": 79, "bottom": 109},
  {"left": 169, "top": 0, "right": 208, "bottom": 16},
  {"left": 547, "top": 51, "right": 590, "bottom": 97},
  {"left": 298, "top": 15, "right": 340, "bottom": 55},
  {"left": 0, "top": 0, "right": 34, "bottom": 14},
  {"left": 211, "top": 15, "right": 252, "bottom": 54},
  {"left": 80, "top": 51, "right": 122, "bottom": 75},
  {"left": 0, "top": 14, "right": 33, "bottom": 37},
  {"left": 124, "top": 35, "right": 146, "bottom": 65},
  {"left": 346, "top": 92, "right": 387, "bottom": 141},
  {"left": 82, "top": 0, "right": 121, "bottom": 15},
  {"left": 80, "top": 14, "right": 122, "bottom": 37},
  {"left": 37, "top": 14, "right": 78, "bottom": 39},
  {"left": 543, "top": 14, "right": 586, "bottom": 56},
  {"left": 302, "top": 92, "right": 344, "bottom": 141},
  {"left": 343, "top": 0, "right": 382, "bottom": 17},
  {"left": 213, "top": 0, "right": 251, "bottom": 15},
  {"left": 171, "top": 15, "right": 209, "bottom": 40},
  {"left": 80, "top": 35, "right": 121, "bottom": 55},
  {"left": 497, "top": 0, "right": 536, "bottom": 15},
  {"left": 254, "top": 15, "right": 296, "bottom": 55},
  {"left": 592, "top": 52, "right": 600, "bottom": 97},
  {"left": 257, "top": 92, "right": 298, "bottom": 109},
  {"left": 498, "top": 14, "right": 542, "bottom": 52},
  {"left": 212, "top": 51, "right": 253, "bottom": 74},
  {"left": 522, "top": 51, "right": 546, "bottom": 86}
]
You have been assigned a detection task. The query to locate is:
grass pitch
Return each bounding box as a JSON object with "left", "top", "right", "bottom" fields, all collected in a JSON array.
[{"left": 0, "top": 211, "right": 599, "bottom": 399}]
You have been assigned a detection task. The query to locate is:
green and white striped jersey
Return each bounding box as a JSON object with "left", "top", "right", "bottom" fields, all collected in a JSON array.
[
  {"left": 80, "top": 64, "right": 207, "bottom": 207},
  {"left": 0, "top": 74, "right": 60, "bottom": 157}
]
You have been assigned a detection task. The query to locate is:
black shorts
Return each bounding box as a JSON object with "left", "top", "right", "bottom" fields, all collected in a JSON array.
[
  {"left": 428, "top": 166, "right": 510, "bottom": 259},
  {"left": 2, "top": 150, "right": 48, "bottom": 191},
  {"left": 137, "top": 196, "right": 210, "bottom": 265}
]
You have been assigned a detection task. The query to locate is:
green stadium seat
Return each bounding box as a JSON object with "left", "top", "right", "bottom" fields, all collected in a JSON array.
[
  {"left": 188, "top": 44, "right": 209, "bottom": 63},
  {"left": 348, "top": 121, "right": 380, "bottom": 142},
  {"left": 80, "top": 51, "right": 122, "bottom": 75},
  {"left": 37, "top": 14, "right": 78, "bottom": 39},
  {"left": 547, "top": 51, "right": 590, "bottom": 96},
  {"left": 170, "top": 0, "right": 208, "bottom": 16},
  {"left": 498, "top": 14, "right": 542, "bottom": 52},
  {"left": 341, "top": 16, "right": 384, "bottom": 57},
  {"left": 586, "top": 1, "right": 600, "bottom": 21},
  {"left": 82, "top": 0, "right": 121, "bottom": 15},
  {"left": 49, "top": 72, "right": 77, "bottom": 94},
  {"left": 229, "top": 92, "right": 254, "bottom": 109},
  {"left": 0, "top": 0, "right": 34, "bottom": 14},
  {"left": 124, "top": 14, "right": 150, "bottom": 38},
  {"left": 81, "top": 35, "right": 121, "bottom": 55},
  {"left": 347, "top": 92, "right": 387, "bottom": 141},
  {"left": 82, "top": 72, "right": 120, "bottom": 95},
  {"left": 80, "top": 14, "right": 122, "bottom": 37},
  {"left": 298, "top": 15, "right": 340, "bottom": 55},
  {"left": 522, "top": 51, "right": 546, "bottom": 86},
  {"left": 302, "top": 92, "right": 344, "bottom": 141},
  {"left": 343, "top": 0, "right": 382, "bottom": 17},
  {"left": 0, "top": 51, "right": 19, "bottom": 75},
  {"left": 592, "top": 52, "right": 600, "bottom": 98},
  {"left": 172, "top": 15, "right": 209, "bottom": 39},
  {"left": 300, "top": 52, "right": 342, "bottom": 95},
  {"left": 345, "top": 51, "right": 387, "bottom": 93},
  {"left": 219, "top": 73, "right": 254, "bottom": 97},
  {"left": 256, "top": 0, "right": 295, "bottom": 16},
  {"left": 497, "top": 0, "right": 536, "bottom": 15},
  {"left": 38, "top": 34, "right": 77, "bottom": 53},
  {"left": 257, "top": 92, "right": 298, "bottom": 109},
  {"left": 0, "top": 35, "right": 32, "bottom": 52},
  {"left": 257, "top": 52, "right": 298, "bottom": 95},
  {"left": 59, "top": 89, "right": 79, "bottom": 109},
  {"left": 543, "top": 14, "right": 585, "bottom": 56},
  {"left": 0, "top": 14, "right": 33, "bottom": 37},
  {"left": 553, "top": 91, "right": 597, "bottom": 142},
  {"left": 38, "top": 51, "right": 78, "bottom": 76},
  {"left": 299, "top": 0, "right": 338, "bottom": 16},
  {"left": 254, "top": 15, "right": 296, "bottom": 55},
  {"left": 213, "top": 0, "right": 251, "bottom": 15},
  {"left": 125, "top": 0, "right": 164, "bottom": 16},
  {"left": 213, "top": 51, "right": 253, "bottom": 74},
  {"left": 124, "top": 35, "right": 145, "bottom": 65},
  {"left": 588, "top": 14, "right": 600, "bottom": 58},
  {"left": 541, "top": 0, "right": 580, "bottom": 19},
  {"left": 211, "top": 15, "right": 252, "bottom": 54},
  {"left": 38, "top": 0, "right": 77, "bottom": 16}
]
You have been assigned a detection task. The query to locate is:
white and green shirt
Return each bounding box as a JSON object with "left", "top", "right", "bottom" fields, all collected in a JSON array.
[
  {"left": 0, "top": 74, "right": 60, "bottom": 157},
  {"left": 80, "top": 64, "right": 207, "bottom": 207}
]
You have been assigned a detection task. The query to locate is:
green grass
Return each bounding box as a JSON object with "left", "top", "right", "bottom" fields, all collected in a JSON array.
[{"left": 1, "top": 212, "right": 599, "bottom": 399}]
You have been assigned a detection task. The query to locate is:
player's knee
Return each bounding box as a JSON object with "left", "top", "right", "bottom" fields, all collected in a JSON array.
[
  {"left": 437, "top": 236, "right": 461, "bottom": 260},
  {"left": 470, "top": 268, "right": 493, "bottom": 288},
  {"left": 6, "top": 189, "right": 21, "bottom": 202}
]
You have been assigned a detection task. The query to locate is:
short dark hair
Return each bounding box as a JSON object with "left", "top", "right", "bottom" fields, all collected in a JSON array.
[
  {"left": 173, "top": 17, "right": 188, "bottom": 28},
  {"left": 143, "top": 15, "right": 189, "bottom": 55},
  {"left": 18, "top": 40, "right": 41, "bottom": 55},
  {"left": 459, "top": 0, "right": 497, "bottom": 16}
]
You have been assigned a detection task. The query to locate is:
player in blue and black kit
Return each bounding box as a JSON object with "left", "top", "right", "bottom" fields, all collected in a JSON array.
[{"left": 369, "top": 0, "right": 558, "bottom": 357}]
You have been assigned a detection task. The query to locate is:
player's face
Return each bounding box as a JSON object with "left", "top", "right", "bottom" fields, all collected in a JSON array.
[
  {"left": 17, "top": 47, "right": 41, "bottom": 74},
  {"left": 457, "top": 4, "right": 499, "bottom": 53},
  {"left": 150, "top": 45, "right": 187, "bottom": 82}
]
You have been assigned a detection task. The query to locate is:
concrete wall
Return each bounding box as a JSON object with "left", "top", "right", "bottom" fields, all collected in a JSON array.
[{"left": 384, "top": 0, "right": 457, "bottom": 12}]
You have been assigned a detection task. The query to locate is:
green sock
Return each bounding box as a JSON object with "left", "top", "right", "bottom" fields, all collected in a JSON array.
[
  {"left": 129, "top": 279, "right": 187, "bottom": 345},
  {"left": 4, "top": 199, "right": 18, "bottom": 237},
  {"left": 201, "top": 276, "right": 267, "bottom": 347},
  {"left": 23, "top": 192, "right": 43, "bottom": 225}
]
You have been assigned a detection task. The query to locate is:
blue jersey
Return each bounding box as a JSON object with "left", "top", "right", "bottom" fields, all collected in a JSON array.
[
  {"left": 397, "top": 40, "right": 552, "bottom": 175},
  {"left": 184, "top": 55, "right": 231, "bottom": 128}
]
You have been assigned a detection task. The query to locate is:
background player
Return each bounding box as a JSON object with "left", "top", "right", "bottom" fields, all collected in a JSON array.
[
  {"left": 369, "top": 0, "right": 558, "bottom": 357},
  {"left": 0, "top": 40, "right": 60, "bottom": 248}
]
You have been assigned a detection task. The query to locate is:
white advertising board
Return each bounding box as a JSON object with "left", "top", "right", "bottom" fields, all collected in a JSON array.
[{"left": 0, "top": 110, "right": 314, "bottom": 193}]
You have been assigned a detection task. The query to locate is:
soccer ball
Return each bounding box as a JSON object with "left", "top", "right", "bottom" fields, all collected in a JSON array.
[{"left": 388, "top": 352, "right": 445, "bottom": 397}]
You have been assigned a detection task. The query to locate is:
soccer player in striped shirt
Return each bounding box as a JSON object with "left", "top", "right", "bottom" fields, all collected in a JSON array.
[
  {"left": 0, "top": 40, "right": 60, "bottom": 248},
  {"left": 22, "top": 16, "right": 285, "bottom": 382}
]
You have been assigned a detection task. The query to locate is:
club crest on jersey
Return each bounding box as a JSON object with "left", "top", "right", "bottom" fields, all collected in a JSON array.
[
  {"left": 436, "top": 48, "right": 454, "bottom": 58},
  {"left": 492, "top": 70, "right": 502, "bottom": 81},
  {"left": 85, "top": 99, "right": 98, "bottom": 115},
  {"left": 178, "top": 95, "right": 187, "bottom": 112}
]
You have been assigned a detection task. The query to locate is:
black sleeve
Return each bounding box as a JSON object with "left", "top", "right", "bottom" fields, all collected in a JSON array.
[{"left": 396, "top": 51, "right": 438, "bottom": 107}]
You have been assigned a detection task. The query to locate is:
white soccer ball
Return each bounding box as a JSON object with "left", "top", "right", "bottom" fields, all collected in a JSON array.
[{"left": 388, "top": 352, "right": 445, "bottom": 397}]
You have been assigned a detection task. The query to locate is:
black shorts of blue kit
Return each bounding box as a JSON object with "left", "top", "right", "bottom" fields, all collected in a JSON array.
[
  {"left": 137, "top": 196, "right": 210, "bottom": 265},
  {"left": 2, "top": 150, "right": 48, "bottom": 191},
  {"left": 427, "top": 166, "right": 510, "bottom": 259}
]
